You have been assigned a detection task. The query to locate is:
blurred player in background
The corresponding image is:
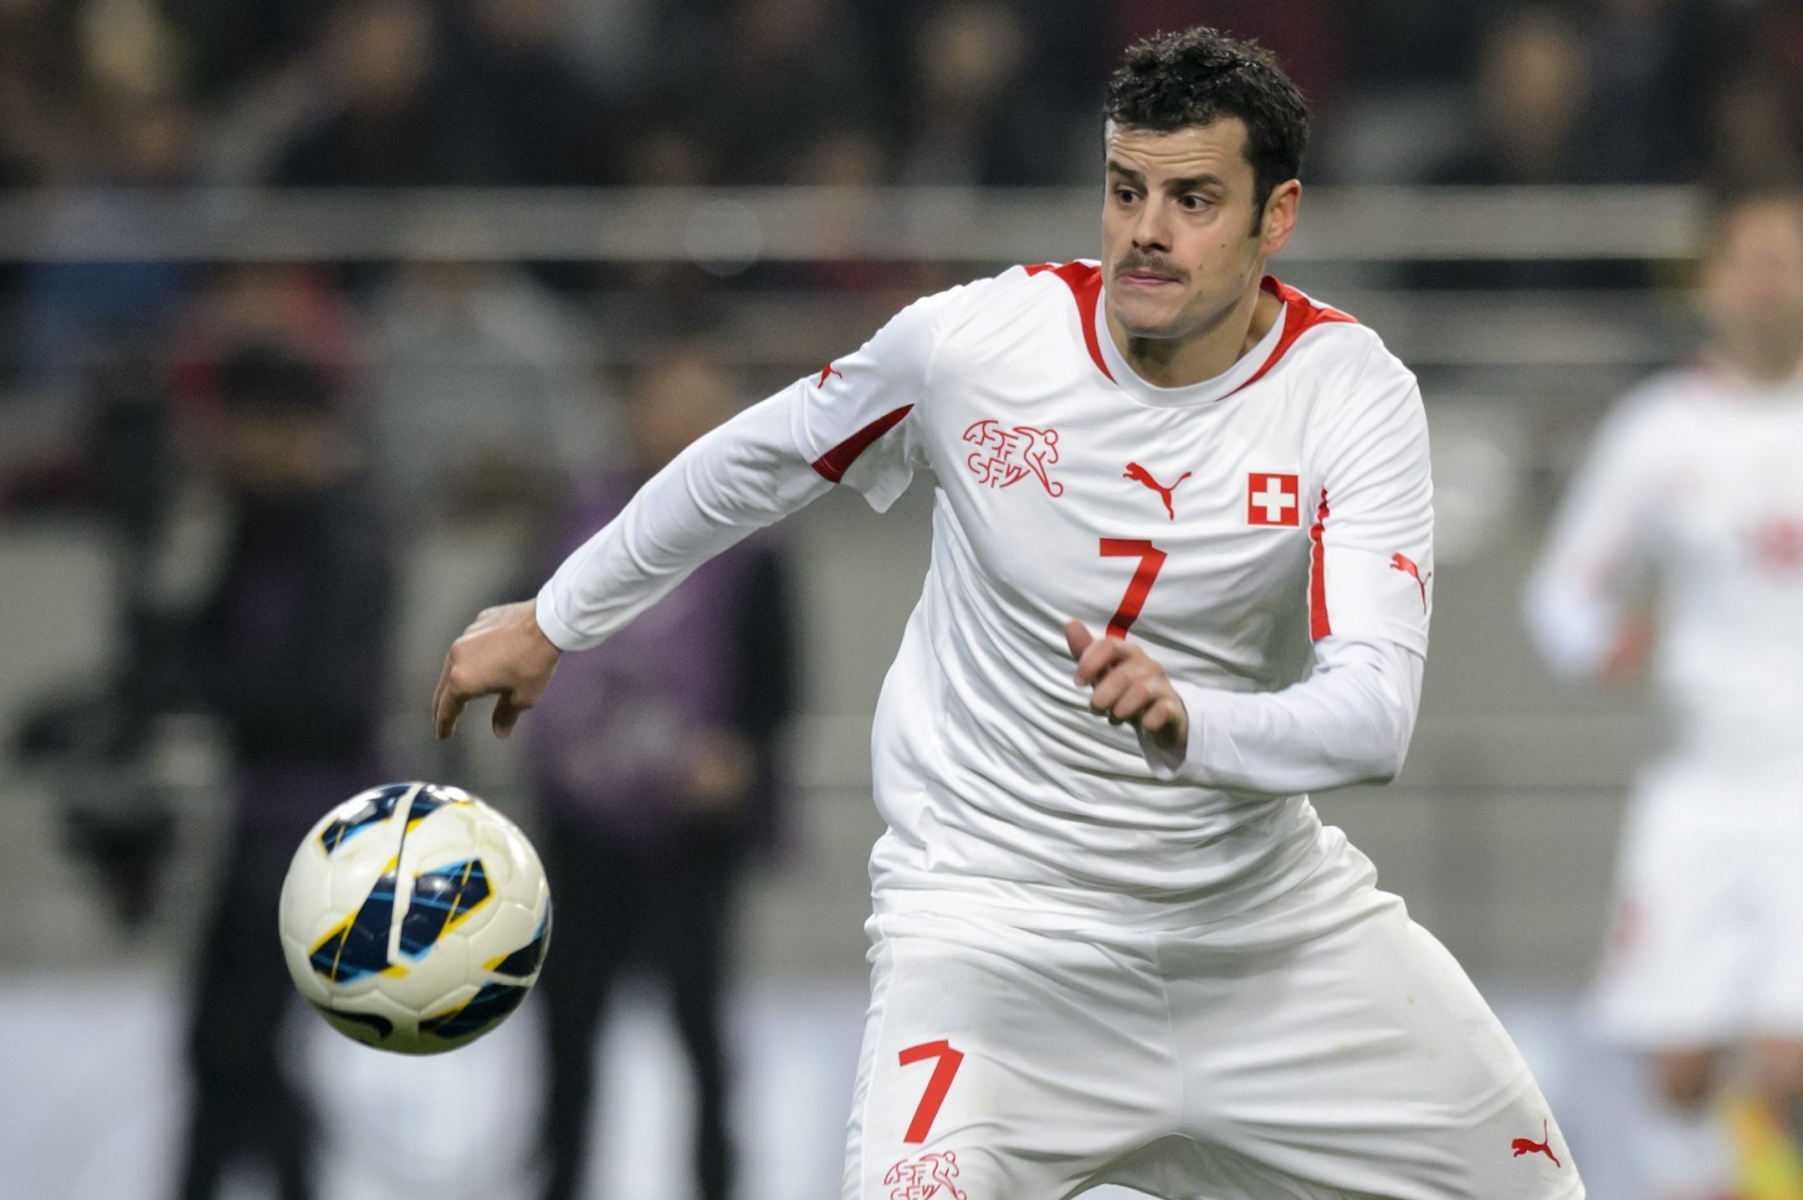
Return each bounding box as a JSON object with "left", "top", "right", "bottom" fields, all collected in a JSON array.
[
  {"left": 175, "top": 345, "right": 393, "bottom": 1200},
  {"left": 523, "top": 344, "right": 796, "bottom": 1200},
  {"left": 1527, "top": 190, "right": 1803, "bottom": 1200},
  {"left": 437, "top": 28, "right": 1581, "bottom": 1199}
]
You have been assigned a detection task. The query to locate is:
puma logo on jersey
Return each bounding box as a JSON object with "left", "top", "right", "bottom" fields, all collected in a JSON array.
[
  {"left": 1390, "top": 552, "right": 1430, "bottom": 611},
  {"left": 1124, "top": 462, "right": 1191, "bottom": 520},
  {"left": 816, "top": 363, "right": 844, "bottom": 387},
  {"left": 1510, "top": 1120, "right": 1561, "bottom": 1168},
  {"left": 963, "top": 419, "right": 1064, "bottom": 497}
]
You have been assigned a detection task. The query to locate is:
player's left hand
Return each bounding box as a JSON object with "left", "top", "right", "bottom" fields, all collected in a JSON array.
[{"left": 1065, "top": 620, "right": 1189, "bottom": 759}]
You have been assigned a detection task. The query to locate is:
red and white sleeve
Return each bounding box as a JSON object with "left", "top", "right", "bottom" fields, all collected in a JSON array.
[
  {"left": 536, "top": 285, "right": 966, "bottom": 651},
  {"left": 1147, "top": 342, "right": 1433, "bottom": 794},
  {"left": 1304, "top": 344, "right": 1435, "bottom": 657}
]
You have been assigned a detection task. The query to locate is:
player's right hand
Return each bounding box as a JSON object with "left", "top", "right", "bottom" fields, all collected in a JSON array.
[
  {"left": 433, "top": 600, "right": 562, "bottom": 741},
  {"left": 1065, "top": 619, "right": 1189, "bottom": 758}
]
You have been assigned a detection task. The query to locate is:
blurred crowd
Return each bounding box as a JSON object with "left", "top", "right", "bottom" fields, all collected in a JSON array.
[
  {"left": 0, "top": 0, "right": 1795, "bottom": 450},
  {"left": 2, "top": 0, "right": 1802, "bottom": 196},
  {"left": 0, "top": 0, "right": 1798, "bottom": 424},
  {"left": 1, "top": 0, "right": 1801, "bottom": 211}
]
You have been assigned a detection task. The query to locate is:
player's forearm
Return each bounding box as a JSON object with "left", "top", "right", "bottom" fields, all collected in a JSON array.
[
  {"left": 1147, "top": 638, "right": 1422, "bottom": 794},
  {"left": 1520, "top": 399, "right": 1660, "bottom": 686},
  {"left": 536, "top": 391, "right": 830, "bottom": 651}
]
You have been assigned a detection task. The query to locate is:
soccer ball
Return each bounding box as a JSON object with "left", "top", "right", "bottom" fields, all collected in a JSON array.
[{"left": 278, "top": 781, "right": 552, "bottom": 1055}]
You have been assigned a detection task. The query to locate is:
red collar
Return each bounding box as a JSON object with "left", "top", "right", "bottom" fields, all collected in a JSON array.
[{"left": 1027, "top": 263, "right": 1357, "bottom": 394}]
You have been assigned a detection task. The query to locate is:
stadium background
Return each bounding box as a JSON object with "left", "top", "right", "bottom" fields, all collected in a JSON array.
[{"left": 0, "top": 0, "right": 1793, "bottom": 1196}]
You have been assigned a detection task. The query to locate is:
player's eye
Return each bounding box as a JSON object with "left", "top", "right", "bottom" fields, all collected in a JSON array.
[
  {"left": 1179, "top": 194, "right": 1209, "bottom": 211},
  {"left": 1114, "top": 187, "right": 1140, "bottom": 206}
]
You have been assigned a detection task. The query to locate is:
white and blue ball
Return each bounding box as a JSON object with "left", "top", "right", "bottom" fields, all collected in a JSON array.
[{"left": 278, "top": 782, "right": 552, "bottom": 1054}]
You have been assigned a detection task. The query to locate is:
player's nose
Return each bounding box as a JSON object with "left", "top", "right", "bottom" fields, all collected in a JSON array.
[{"left": 1131, "top": 198, "right": 1173, "bottom": 253}]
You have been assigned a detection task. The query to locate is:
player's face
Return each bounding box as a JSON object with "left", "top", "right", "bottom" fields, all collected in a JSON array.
[
  {"left": 1101, "top": 121, "right": 1298, "bottom": 342},
  {"left": 1702, "top": 199, "right": 1803, "bottom": 381}
]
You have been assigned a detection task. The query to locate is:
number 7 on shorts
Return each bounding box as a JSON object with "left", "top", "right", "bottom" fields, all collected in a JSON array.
[{"left": 898, "top": 1039, "right": 964, "bottom": 1143}]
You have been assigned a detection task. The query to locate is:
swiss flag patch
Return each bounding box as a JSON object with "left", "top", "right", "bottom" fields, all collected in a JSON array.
[{"left": 1247, "top": 473, "right": 1301, "bottom": 526}]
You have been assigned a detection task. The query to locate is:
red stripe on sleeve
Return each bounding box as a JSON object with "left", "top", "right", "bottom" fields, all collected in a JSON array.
[
  {"left": 810, "top": 404, "right": 913, "bottom": 483},
  {"left": 1309, "top": 488, "right": 1331, "bottom": 640}
]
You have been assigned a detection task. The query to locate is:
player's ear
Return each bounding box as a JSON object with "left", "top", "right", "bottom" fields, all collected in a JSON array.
[{"left": 1257, "top": 180, "right": 1301, "bottom": 258}]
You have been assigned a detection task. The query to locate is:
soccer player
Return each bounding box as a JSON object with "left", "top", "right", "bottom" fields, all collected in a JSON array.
[
  {"left": 436, "top": 28, "right": 1581, "bottom": 1199},
  {"left": 1526, "top": 189, "right": 1803, "bottom": 1199}
]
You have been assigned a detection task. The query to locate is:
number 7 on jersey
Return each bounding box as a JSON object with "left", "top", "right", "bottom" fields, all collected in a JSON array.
[{"left": 1101, "top": 538, "right": 1167, "bottom": 639}]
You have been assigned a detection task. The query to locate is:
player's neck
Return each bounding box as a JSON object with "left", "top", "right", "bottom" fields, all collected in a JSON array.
[
  {"left": 1717, "top": 340, "right": 1803, "bottom": 390},
  {"left": 1107, "top": 278, "right": 1284, "bottom": 388}
]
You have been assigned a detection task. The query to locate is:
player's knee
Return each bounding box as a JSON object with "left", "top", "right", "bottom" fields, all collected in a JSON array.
[
  {"left": 1752, "top": 1041, "right": 1803, "bottom": 1104},
  {"left": 1655, "top": 1051, "right": 1718, "bottom": 1108}
]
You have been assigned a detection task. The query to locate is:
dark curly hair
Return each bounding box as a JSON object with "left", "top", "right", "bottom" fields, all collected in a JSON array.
[{"left": 1104, "top": 27, "right": 1310, "bottom": 223}]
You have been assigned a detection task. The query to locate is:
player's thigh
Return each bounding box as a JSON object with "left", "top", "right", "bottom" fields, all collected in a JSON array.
[
  {"left": 1740, "top": 819, "right": 1803, "bottom": 1044},
  {"left": 843, "top": 914, "right": 1171, "bottom": 1200},
  {"left": 1162, "top": 901, "right": 1581, "bottom": 1199},
  {"left": 1592, "top": 798, "right": 1754, "bottom": 1048}
]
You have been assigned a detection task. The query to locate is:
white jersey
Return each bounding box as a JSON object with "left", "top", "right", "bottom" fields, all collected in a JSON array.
[
  {"left": 539, "top": 263, "right": 1435, "bottom": 933},
  {"left": 1525, "top": 365, "right": 1803, "bottom": 775}
]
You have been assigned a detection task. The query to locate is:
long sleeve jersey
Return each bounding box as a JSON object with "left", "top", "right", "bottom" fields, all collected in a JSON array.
[
  {"left": 540, "top": 264, "right": 1435, "bottom": 930},
  {"left": 1526, "top": 365, "right": 1803, "bottom": 773}
]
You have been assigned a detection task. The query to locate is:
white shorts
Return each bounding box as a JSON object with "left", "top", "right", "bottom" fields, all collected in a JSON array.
[
  {"left": 1592, "top": 764, "right": 1803, "bottom": 1049},
  {"left": 844, "top": 892, "right": 1580, "bottom": 1199}
]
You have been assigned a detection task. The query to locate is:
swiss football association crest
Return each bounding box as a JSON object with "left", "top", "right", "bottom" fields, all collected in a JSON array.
[
  {"left": 885, "top": 1151, "right": 969, "bottom": 1200},
  {"left": 963, "top": 419, "right": 1064, "bottom": 496},
  {"left": 1247, "top": 472, "right": 1301, "bottom": 526}
]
